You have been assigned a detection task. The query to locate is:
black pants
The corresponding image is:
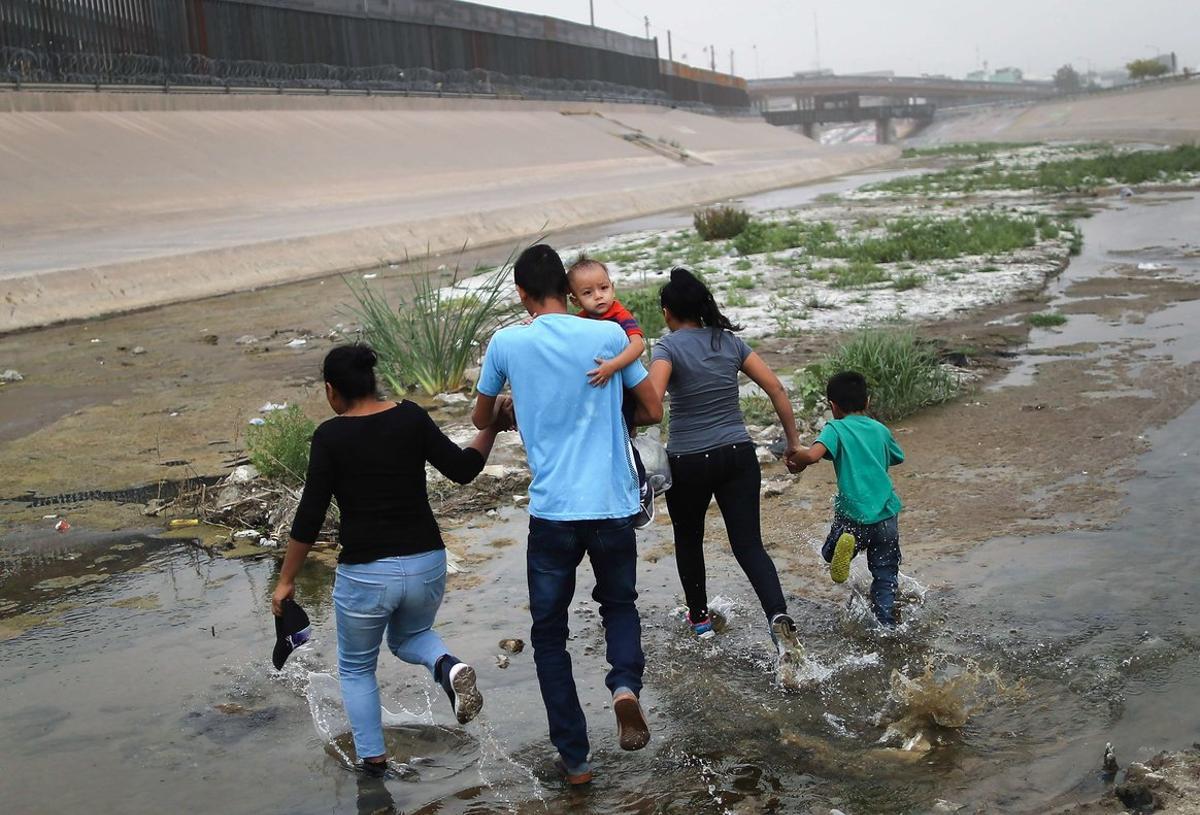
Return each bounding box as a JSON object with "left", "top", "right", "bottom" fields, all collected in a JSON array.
[{"left": 664, "top": 441, "right": 788, "bottom": 622}]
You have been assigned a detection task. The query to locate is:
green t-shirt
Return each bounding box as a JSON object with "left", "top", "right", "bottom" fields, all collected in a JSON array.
[{"left": 816, "top": 414, "right": 904, "bottom": 525}]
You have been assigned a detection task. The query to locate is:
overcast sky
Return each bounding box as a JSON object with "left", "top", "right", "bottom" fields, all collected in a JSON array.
[{"left": 482, "top": 0, "right": 1197, "bottom": 79}]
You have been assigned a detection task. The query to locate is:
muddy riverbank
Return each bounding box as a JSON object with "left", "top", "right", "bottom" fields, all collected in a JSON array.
[{"left": 3, "top": 152, "right": 1200, "bottom": 813}]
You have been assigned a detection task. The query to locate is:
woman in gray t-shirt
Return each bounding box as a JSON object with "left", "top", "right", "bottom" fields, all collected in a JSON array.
[{"left": 648, "top": 268, "right": 804, "bottom": 662}]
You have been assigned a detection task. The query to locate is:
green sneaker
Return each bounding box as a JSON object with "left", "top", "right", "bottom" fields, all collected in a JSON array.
[{"left": 829, "top": 532, "right": 856, "bottom": 583}]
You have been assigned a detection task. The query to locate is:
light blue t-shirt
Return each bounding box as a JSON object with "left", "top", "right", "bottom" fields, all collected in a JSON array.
[{"left": 477, "top": 313, "right": 648, "bottom": 521}]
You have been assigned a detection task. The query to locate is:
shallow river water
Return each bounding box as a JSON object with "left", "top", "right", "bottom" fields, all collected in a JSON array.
[{"left": 2, "top": 188, "right": 1199, "bottom": 815}]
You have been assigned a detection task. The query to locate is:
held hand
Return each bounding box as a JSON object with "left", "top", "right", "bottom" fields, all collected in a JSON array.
[
  {"left": 492, "top": 395, "right": 517, "bottom": 432},
  {"left": 271, "top": 580, "right": 295, "bottom": 617},
  {"left": 784, "top": 448, "right": 807, "bottom": 474},
  {"left": 587, "top": 357, "right": 619, "bottom": 387}
]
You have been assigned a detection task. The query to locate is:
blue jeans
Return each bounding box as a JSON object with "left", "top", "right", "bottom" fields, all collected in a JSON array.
[
  {"left": 334, "top": 549, "right": 451, "bottom": 759},
  {"left": 527, "top": 515, "right": 644, "bottom": 768},
  {"left": 822, "top": 513, "right": 901, "bottom": 625}
]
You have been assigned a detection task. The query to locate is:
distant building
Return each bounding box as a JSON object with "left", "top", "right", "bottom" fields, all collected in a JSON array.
[
  {"left": 1151, "top": 52, "right": 1178, "bottom": 73},
  {"left": 991, "top": 66, "right": 1024, "bottom": 83},
  {"left": 966, "top": 69, "right": 988, "bottom": 82}
]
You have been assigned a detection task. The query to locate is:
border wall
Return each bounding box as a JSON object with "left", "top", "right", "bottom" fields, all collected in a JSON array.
[{"left": 0, "top": 0, "right": 750, "bottom": 108}]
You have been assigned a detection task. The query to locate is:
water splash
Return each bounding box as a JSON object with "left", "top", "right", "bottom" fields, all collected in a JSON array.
[
  {"left": 474, "top": 717, "right": 547, "bottom": 812},
  {"left": 879, "top": 658, "right": 1022, "bottom": 751}
]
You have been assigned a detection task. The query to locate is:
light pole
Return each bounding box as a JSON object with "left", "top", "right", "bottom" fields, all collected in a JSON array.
[
  {"left": 753, "top": 43, "right": 760, "bottom": 79},
  {"left": 589, "top": 1, "right": 594, "bottom": 27}
]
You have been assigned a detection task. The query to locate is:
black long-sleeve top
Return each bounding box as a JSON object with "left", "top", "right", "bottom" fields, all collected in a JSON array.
[{"left": 289, "top": 401, "right": 484, "bottom": 563}]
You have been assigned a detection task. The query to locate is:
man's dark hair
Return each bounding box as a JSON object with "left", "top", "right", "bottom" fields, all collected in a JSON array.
[
  {"left": 826, "top": 371, "right": 868, "bottom": 412},
  {"left": 514, "top": 244, "right": 568, "bottom": 302}
]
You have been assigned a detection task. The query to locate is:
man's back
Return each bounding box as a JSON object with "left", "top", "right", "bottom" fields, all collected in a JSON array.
[{"left": 477, "top": 313, "right": 646, "bottom": 520}]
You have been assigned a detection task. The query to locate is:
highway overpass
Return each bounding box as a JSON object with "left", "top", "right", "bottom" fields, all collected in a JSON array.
[{"left": 748, "top": 73, "right": 1057, "bottom": 109}]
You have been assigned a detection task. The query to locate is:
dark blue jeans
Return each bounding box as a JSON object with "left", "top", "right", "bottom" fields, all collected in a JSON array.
[
  {"left": 822, "top": 513, "right": 901, "bottom": 625},
  {"left": 527, "top": 515, "right": 644, "bottom": 767}
]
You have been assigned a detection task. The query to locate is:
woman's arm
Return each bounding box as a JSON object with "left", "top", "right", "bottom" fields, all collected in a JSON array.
[
  {"left": 741, "top": 352, "right": 801, "bottom": 457},
  {"left": 425, "top": 398, "right": 512, "bottom": 484},
  {"left": 272, "top": 538, "right": 313, "bottom": 616},
  {"left": 647, "top": 358, "right": 672, "bottom": 402}
]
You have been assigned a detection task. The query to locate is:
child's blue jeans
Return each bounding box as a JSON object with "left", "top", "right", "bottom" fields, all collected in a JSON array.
[
  {"left": 822, "top": 513, "right": 901, "bottom": 625},
  {"left": 333, "top": 549, "right": 451, "bottom": 760}
]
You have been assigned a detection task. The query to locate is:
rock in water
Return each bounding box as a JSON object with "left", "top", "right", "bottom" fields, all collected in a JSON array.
[
  {"left": 1104, "top": 741, "right": 1119, "bottom": 775},
  {"left": 494, "top": 655, "right": 510, "bottom": 669},
  {"left": 0, "top": 369, "right": 23, "bottom": 382},
  {"left": 498, "top": 638, "right": 524, "bottom": 654}
]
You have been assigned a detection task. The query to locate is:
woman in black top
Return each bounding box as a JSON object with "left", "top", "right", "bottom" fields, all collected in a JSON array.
[{"left": 271, "top": 344, "right": 512, "bottom": 774}]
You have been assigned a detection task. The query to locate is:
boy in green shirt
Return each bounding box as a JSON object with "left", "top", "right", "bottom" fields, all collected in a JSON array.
[{"left": 786, "top": 371, "right": 905, "bottom": 626}]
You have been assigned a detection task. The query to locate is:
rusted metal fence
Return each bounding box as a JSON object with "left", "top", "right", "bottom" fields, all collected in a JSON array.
[{"left": 0, "top": 0, "right": 749, "bottom": 108}]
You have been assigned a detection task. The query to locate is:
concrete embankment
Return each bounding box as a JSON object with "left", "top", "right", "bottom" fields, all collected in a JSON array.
[
  {"left": 0, "top": 91, "right": 895, "bottom": 331},
  {"left": 913, "top": 78, "right": 1200, "bottom": 146}
]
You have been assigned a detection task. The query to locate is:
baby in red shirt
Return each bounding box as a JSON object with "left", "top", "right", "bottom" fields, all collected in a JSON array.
[
  {"left": 566, "top": 257, "right": 647, "bottom": 386},
  {"left": 567, "top": 256, "right": 654, "bottom": 526}
]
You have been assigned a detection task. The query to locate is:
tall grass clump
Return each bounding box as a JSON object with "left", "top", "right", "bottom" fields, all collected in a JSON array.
[
  {"left": 247, "top": 405, "right": 315, "bottom": 486},
  {"left": 694, "top": 206, "right": 751, "bottom": 240},
  {"left": 620, "top": 285, "right": 667, "bottom": 343},
  {"left": 349, "top": 257, "right": 515, "bottom": 395},
  {"left": 900, "top": 141, "right": 1038, "bottom": 159},
  {"left": 795, "top": 330, "right": 959, "bottom": 422},
  {"left": 1027, "top": 312, "right": 1068, "bottom": 328}
]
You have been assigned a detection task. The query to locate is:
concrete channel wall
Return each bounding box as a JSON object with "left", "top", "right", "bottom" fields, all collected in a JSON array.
[{"left": 0, "top": 90, "right": 897, "bottom": 331}]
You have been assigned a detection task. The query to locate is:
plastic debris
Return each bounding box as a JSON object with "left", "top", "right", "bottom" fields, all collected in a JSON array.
[
  {"left": 1119, "top": 186, "right": 1134, "bottom": 198},
  {"left": 362, "top": 273, "right": 378, "bottom": 280},
  {"left": 259, "top": 402, "right": 288, "bottom": 413},
  {"left": 286, "top": 338, "right": 307, "bottom": 348},
  {"left": 54, "top": 519, "right": 70, "bottom": 532},
  {"left": 234, "top": 335, "right": 258, "bottom": 346},
  {"left": 258, "top": 537, "right": 279, "bottom": 548},
  {"left": 89, "top": 337, "right": 102, "bottom": 344},
  {"left": 232, "top": 529, "right": 259, "bottom": 540},
  {"left": 131, "top": 346, "right": 147, "bottom": 355},
  {"left": 0, "top": 369, "right": 23, "bottom": 382},
  {"left": 230, "top": 464, "right": 259, "bottom": 484},
  {"left": 435, "top": 392, "right": 470, "bottom": 405},
  {"left": 248, "top": 417, "right": 266, "bottom": 426},
  {"left": 495, "top": 655, "right": 510, "bottom": 669},
  {"left": 168, "top": 519, "right": 200, "bottom": 529}
]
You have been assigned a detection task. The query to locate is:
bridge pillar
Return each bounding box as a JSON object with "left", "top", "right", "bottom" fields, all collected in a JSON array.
[
  {"left": 802, "top": 122, "right": 821, "bottom": 141},
  {"left": 875, "top": 117, "right": 893, "bottom": 144}
]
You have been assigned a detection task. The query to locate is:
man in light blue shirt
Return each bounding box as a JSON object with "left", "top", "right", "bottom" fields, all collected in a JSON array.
[{"left": 472, "top": 244, "right": 661, "bottom": 784}]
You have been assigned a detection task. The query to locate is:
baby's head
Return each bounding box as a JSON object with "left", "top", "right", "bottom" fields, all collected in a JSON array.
[{"left": 567, "top": 256, "right": 615, "bottom": 317}]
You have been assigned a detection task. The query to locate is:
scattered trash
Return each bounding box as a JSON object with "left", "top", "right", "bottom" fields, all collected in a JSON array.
[
  {"left": 632, "top": 429, "right": 672, "bottom": 492},
  {"left": 248, "top": 418, "right": 266, "bottom": 426},
  {"left": 761, "top": 479, "right": 789, "bottom": 497},
  {"left": 42, "top": 514, "right": 58, "bottom": 520},
  {"left": 286, "top": 338, "right": 307, "bottom": 348},
  {"left": 169, "top": 412, "right": 180, "bottom": 417},
  {"left": 259, "top": 402, "right": 288, "bottom": 413},
  {"left": 232, "top": 529, "right": 260, "bottom": 540},
  {"left": 230, "top": 464, "right": 260, "bottom": 484},
  {"left": 1103, "top": 742, "right": 1120, "bottom": 775},
  {"left": 89, "top": 337, "right": 102, "bottom": 344},
  {"left": 388, "top": 263, "right": 399, "bottom": 269},
  {"left": 1, "top": 369, "right": 24, "bottom": 382},
  {"left": 54, "top": 519, "right": 70, "bottom": 532},
  {"left": 499, "top": 638, "right": 525, "bottom": 654},
  {"left": 258, "top": 537, "right": 279, "bottom": 548},
  {"left": 362, "top": 273, "right": 378, "bottom": 280},
  {"left": 435, "top": 392, "right": 470, "bottom": 405},
  {"left": 495, "top": 655, "right": 510, "bottom": 669},
  {"left": 142, "top": 499, "right": 173, "bottom": 517},
  {"left": 1137, "top": 262, "right": 1169, "bottom": 271},
  {"left": 1119, "top": 186, "right": 1134, "bottom": 198},
  {"left": 131, "top": 346, "right": 147, "bottom": 355},
  {"left": 234, "top": 335, "right": 258, "bottom": 346},
  {"left": 168, "top": 519, "right": 200, "bottom": 529}
]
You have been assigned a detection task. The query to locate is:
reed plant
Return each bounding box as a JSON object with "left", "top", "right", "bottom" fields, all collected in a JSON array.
[
  {"left": 694, "top": 205, "right": 751, "bottom": 241},
  {"left": 246, "top": 405, "right": 316, "bottom": 486}
]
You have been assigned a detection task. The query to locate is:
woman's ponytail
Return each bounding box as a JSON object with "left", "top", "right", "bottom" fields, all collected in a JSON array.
[{"left": 660, "top": 267, "right": 741, "bottom": 347}]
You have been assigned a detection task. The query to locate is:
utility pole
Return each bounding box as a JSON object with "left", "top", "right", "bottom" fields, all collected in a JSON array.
[
  {"left": 667, "top": 30, "right": 673, "bottom": 62},
  {"left": 813, "top": 11, "right": 821, "bottom": 71},
  {"left": 589, "top": 0, "right": 594, "bottom": 27},
  {"left": 644, "top": 15, "right": 650, "bottom": 39},
  {"left": 710, "top": 43, "right": 716, "bottom": 71},
  {"left": 753, "top": 43, "right": 760, "bottom": 79},
  {"left": 730, "top": 48, "right": 735, "bottom": 77}
]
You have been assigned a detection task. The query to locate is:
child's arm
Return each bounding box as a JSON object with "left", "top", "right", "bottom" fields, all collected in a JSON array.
[
  {"left": 786, "top": 442, "right": 827, "bottom": 472},
  {"left": 886, "top": 434, "right": 905, "bottom": 467},
  {"left": 588, "top": 335, "right": 646, "bottom": 387}
]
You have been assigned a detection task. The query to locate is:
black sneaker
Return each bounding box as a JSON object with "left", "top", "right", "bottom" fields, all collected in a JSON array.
[
  {"left": 440, "top": 661, "right": 483, "bottom": 724},
  {"left": 634, "top": 480, "right": 655, "bottom": 529}
]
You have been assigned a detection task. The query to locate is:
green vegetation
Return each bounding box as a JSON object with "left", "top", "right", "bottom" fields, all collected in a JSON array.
[
  {"left": 724, "top": 289, "right": 749, "bottom": 307},
  {"left": 731, "top": 275, "right": 756, "bottom": 289},
  {"left": 732, "top": 213, "right": 1037, "bottom": 264},
  {"left": 1126, "top": 58, "right": 1170, "bottom": 80},
  {"left": 794, "top": 330, "right": 959, "bottom": 422},
  {"left": 694, "top": 205, "right": 751, "bottom": 241},
  {"left": 350, "top": 262, "right": 513, "bottom": 396},
  {"left": 739, "top": 394, "right": 776, "bottom": 427},
  {"left": 891, "top": 273, "right": 926, "bottom": 291},
  {"left": 622, "top": 285, "right": 666, "bottom": 341},
  {"left": 247, "top": 405, "right": 315, "bottom": 486},
  {"left": 1068, "top": 229, "right": 1084, "bottom": 256},
  {"left": 733, "top": 257, "right": 754, "bottom": 271},
  {"left": 1027, "top": 312, "right": 1068, "bottom": 328},
  {"left": 830, "top": 261, "right": 889, "bottom": 289},
  {"left": 900, "top": 141, "right": 1037, "bottom": 159},
  {"left": 871, "top": 145, "right": 1200, "bottom": 195}
]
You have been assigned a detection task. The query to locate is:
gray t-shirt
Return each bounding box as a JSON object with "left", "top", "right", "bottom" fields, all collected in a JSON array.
[{"left": 651, "top": 327, "right": 753, "bottom": 455}]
